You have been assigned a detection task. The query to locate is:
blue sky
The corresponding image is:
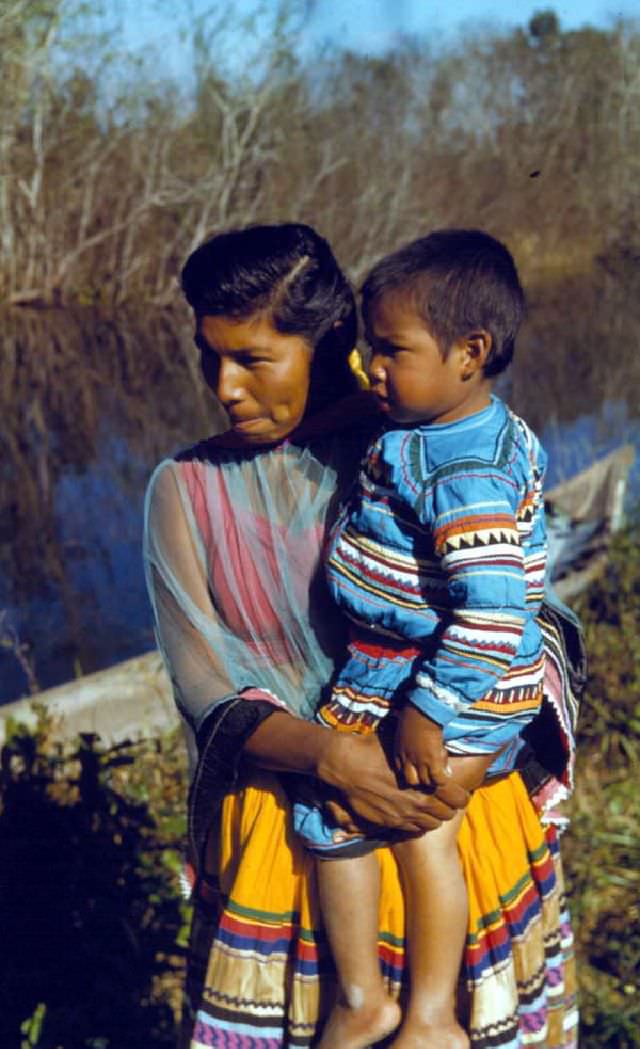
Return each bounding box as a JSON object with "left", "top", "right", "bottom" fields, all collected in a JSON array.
[
  {"left": 302, "top": 0, "right": 639, "bottom": 52},
  {"left": 119, "top": 0, "right": 640, "bottom": 73}
]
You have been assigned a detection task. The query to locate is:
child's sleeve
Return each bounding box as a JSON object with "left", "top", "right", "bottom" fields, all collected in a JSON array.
[{"left": 405, "top": 467, "right": 528, "bottom": 730}]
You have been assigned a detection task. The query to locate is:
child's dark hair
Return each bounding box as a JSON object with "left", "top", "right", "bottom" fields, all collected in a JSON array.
[
  {"left": 361, "top": 229, "right": 525, "bottom": 377},
  {"left": 181, "top": 223, "right": 359, "bottom": 408}
]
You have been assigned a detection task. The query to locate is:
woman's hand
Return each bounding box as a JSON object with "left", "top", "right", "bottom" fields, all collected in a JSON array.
[
  {"left": 244, "top": 710, "right": 468, "bottom": 834},
  {"left": 317, "top": 730, "right": 468, "bottom": 835}
]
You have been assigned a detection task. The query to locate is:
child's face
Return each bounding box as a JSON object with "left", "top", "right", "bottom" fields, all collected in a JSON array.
[{"left": 366, "top": 292, "right": 489, "bottom": 426}]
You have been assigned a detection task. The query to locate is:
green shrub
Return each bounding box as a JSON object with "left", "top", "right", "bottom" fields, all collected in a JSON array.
[
  {"left": 0, "top": 718, "right": 189, "bottom": 1049},
  {"left": 2, "top": 514, "right": 640, "bottom": 1045},
  {"left": 571, "top": 514, "right": 640, "bottom": 764},
  {"left": 563, "top": 512, "right": 640, "bottom": 1046}
]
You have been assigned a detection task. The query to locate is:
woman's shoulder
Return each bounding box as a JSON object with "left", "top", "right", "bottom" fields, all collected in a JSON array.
[
  {"left": 144, "top": 458, "right": 185, "bottom": 517},
  {"left": 145, "top": 453, "right": 212, "bottom": 514}
]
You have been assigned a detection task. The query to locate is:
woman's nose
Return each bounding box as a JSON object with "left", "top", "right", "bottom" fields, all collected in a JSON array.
[{"left": 216, "top": 359, "right": 244, "bottom": 406}]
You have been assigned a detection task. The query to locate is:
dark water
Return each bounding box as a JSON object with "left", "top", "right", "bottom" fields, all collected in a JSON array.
[
  {"left": 1, "top": 293, "right": 639, "bottom": 704},
  {"left": 0, "top": 307, "right": 222, "bottom": 702}
]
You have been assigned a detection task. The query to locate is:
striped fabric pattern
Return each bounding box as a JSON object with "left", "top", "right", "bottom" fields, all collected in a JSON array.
[
  {"left": 323, "top": 397, "right": 548, "bottom": 771},
  {"left": 184, "top": 772, "right": 578, "bottom": 1049}
]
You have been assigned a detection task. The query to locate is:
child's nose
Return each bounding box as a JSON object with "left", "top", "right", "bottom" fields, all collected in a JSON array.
[{"left": 368, "top": 355, "right": 386, "bottom": 383}]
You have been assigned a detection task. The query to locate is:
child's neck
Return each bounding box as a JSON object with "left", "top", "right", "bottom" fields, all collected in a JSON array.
[
  {"left": 419, "top": 379, "right": 494, "bottom": 428},
  {"left": 455, "top": 379, "right": 493, "bottom": 422}
]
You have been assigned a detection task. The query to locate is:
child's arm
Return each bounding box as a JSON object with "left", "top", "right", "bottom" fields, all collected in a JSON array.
[
  {"left": 394, "top": 704, "right": 496, "bottom": 791},
  {"left": 394, "top": 704, "right": 451, "bottom": 787},
  {"left": 403, "top": 468, "right": 537, "bottom": 755}
]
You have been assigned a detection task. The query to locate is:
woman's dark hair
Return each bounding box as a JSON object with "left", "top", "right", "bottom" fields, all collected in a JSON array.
[
  {"left": 181, "top": 223, "right": 359, "bottom": 411},
  {"left": 361, "top": 229, "right": 525, "bottom": 377}
]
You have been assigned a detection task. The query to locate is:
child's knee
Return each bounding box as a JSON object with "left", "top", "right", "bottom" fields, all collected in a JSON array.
[{"left": 393, "top": 812, "right": 463, "bottom": 861}]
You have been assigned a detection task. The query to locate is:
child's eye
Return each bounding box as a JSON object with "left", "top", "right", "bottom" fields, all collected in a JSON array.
[{"left": 369, "top": 342, "right": 399, "bottom": 357}]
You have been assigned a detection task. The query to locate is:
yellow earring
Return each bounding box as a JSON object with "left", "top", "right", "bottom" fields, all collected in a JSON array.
[{"left": 348, "top": 348, "right": 370, "bottom": 389}]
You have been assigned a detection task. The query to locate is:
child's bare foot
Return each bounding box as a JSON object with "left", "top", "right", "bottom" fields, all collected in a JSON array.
[
  {"left": 316, "top": 991, "right": 401, "bottom": 1049},
  {"left": 389, "top": 1009, "right": 469, "bottom": 1049}
]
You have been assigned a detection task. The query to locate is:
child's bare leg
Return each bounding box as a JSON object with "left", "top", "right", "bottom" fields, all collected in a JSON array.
[
  {"left": 390, "top": 810, "right": 470, "bottom": 1049},
  {"left": 315, "top": 851, "right": 401, "bottom": 1049}
]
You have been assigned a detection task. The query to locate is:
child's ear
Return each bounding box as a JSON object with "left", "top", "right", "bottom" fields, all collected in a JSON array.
[{"left": 459, "top": 330, "right": 492, "bottom": 380}]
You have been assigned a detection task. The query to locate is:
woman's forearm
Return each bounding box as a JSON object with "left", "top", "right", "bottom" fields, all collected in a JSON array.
[
  {"left": 244, "top": 709, "right": 469, "bottom": 834},
  {"left": 243, "top": 711, "right": 331, "bottom": 775}
]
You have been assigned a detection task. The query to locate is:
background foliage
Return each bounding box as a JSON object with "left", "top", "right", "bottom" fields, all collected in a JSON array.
[
  {"left": 1, "top": 2, "right": 639, "bottom": 307},
  {"left": 2, "top": 2, "right": 639, "bottom": 646},
  {"left": 563, "top": 512, "right": 640, "bottom": 1047},
  {"left": 2, "top": 1, "right": 639, "bottom": 1044},
  {"left": 2, "top": 514, "right": 639, "bottom": 1045},
  {"left": 0, "top": 718, "right": 189, "bottom": 1048}
]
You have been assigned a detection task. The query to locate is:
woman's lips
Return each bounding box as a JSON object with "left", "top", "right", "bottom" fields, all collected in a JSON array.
[{"left": 229, "top": 415, "right": 263, "bottom": 430}]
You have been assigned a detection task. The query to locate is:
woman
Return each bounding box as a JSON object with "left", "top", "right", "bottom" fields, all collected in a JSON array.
[{"left": 144, "top": 223, "right": 579, "bottom": 1048}]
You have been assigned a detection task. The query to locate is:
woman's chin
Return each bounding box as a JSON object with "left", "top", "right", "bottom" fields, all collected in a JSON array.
[{"left": 230, "top": 418, "right": 291, "bottom": 445}]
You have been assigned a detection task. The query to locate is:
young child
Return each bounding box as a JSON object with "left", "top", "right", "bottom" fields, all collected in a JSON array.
[{"left": 293, "top": 229, "right": 548, "bottom": 1049}]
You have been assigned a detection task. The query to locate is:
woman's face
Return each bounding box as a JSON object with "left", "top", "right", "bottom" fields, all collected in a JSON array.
[{"left": 197, "top": 312, "right": 312, "bottom": 445}]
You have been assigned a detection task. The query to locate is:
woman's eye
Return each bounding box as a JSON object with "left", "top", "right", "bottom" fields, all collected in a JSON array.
[
  {"left": 199, "top": 344, "right": 220, "bottom": 367},
  {"left": 235, "top": 352, "right": 269, "bottom": 367},
  {"left": 195, "top": 335, "right": 214, "bottom": 356}
]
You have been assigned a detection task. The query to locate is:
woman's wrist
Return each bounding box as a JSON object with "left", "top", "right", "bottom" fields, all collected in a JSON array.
[
  {"left": 244, "top": 710, "right": 332, "bottom": 776},
  {"left": 314, "top": 730, "right": 351, "bottom": 789}
]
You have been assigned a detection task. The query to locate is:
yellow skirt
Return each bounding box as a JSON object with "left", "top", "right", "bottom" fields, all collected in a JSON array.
[{"left": 184, "top": 770, "right": 577, "bottom": 1048}]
